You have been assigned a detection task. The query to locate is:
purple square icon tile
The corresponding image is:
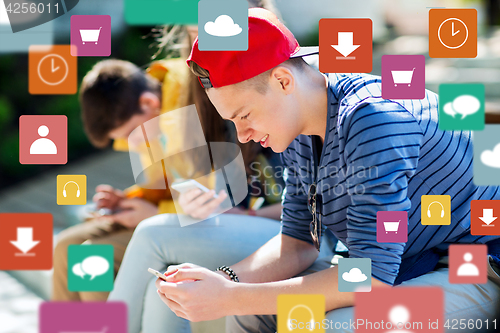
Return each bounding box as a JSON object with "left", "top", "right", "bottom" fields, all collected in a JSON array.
[
  {"left": 381, "top": 55, "right": 425, "bottom": 100},
  {"left": 40, "top": 302, "right": 127, "bottom": 333},
  {"left": 376, "top": 211, "right": 408, "bottom": 243},
  {"left": 71, "top": 15, "right": 111, "bottom": 57}
]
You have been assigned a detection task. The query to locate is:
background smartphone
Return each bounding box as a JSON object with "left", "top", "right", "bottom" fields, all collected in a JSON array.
[
  {"left": 170, "top": 179, "right": 218, "bottom": 198},
  {"left": 148, "top": 268, "right": 169, "bottom": 282}
]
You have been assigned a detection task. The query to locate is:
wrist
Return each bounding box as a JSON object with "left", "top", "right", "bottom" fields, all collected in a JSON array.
[{"left": 215, "top": 270, "right": 232, "bottom": 281}]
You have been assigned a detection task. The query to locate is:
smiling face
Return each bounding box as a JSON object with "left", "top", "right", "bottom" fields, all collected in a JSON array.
[{"left": 206, "top": 65, "right": 304, "bottom": 153}]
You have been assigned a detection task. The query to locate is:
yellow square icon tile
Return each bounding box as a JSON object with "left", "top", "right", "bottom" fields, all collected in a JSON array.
[
  {"left": 277, "top": 294, "right": 325, "bottom": 332},
  {"left": 421, "top": 195, "right": 451, "bottom": 225},
  {"left": 57, "top": 175, "right": 87, "bottom": 205}
]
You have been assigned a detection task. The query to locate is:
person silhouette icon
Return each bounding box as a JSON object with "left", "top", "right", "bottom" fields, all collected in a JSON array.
[
  {"left": 387, "top": 305, "right": 413, "bottom": 332},
  {"left": 30, "top": 125, "right": 57, "bottom": 155},
  {"left": 457, "top": 252, "right": 479, "bottom": 276}
]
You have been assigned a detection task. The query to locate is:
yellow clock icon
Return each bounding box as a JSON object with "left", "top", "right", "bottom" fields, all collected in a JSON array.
[
  {"left": 437, "top": 17, "right": 469, "bottom": 49},
  {"left": 37, "top": 54, "right": 69, "bottom": 86}
]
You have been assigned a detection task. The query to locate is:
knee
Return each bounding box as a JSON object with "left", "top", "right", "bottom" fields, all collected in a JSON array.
[{"left": 133, "top": 214, "right": 178, "bottom": 242}]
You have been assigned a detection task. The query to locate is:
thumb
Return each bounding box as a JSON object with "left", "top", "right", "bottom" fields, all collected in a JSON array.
[{"left": 165, "top": 268, "right": 206, "bottom": 282}]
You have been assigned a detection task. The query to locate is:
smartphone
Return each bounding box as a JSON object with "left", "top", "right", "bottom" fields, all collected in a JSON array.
[
  {"left": 170, "top": 179, "right": 218, "bottom": 198},
  {"left": 148, "top": 268, "right": 169, "bottom": 282}
]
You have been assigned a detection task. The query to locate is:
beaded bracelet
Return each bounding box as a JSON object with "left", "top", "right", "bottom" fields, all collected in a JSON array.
[{"left": 216, "top": 265, "right": 239, "bottom": 282}]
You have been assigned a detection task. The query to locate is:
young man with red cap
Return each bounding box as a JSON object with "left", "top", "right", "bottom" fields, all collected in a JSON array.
[{"left": 155, "top": 8, "right": 500, "bottom": 332}]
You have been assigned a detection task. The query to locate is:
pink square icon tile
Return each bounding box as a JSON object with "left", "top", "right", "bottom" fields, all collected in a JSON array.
[
  {"left": 19, "top": 115, "right": 67, "bottom": 165},
  {"left": 449, "top": 244, "right": 487, "bottom": 284},
  {"left": 355, "top": 286, "right": 444, "bottom": 333},
  {"left": 382, "top": 55, "right": 425, "bottom": 100},
  {"left": 71, "top": 15, "right": 111, "bottom": 57},
  {"left": 377, "top": 211, "right": 408, "bottom": 243},
  {"left": 40, "top": 302, "right": 127, "bottom": 333}
]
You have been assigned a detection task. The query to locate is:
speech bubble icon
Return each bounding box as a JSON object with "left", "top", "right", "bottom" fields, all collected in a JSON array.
[
  {"left": 452, "top": 95, "right": 480, "bottom": 120},
  {"left": 72, "top": 263, "right": 85, "bottom": 279},
  {"left": 81, "top": 255, "right": 110, "bottom": 280},
  {"left": 443, "top": 102, "right": 457, "bottom": 118}
]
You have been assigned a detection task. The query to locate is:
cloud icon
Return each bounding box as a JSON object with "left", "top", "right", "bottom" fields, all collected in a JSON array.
[
  {"left": 204, "top": 15, "right": 242, "bottom": 37},
  {"left": 481, "top": 143, "right": 500, "bottom": 169},
  {"left": 342, "top": 268, "right": 367, "bottom": 282}
]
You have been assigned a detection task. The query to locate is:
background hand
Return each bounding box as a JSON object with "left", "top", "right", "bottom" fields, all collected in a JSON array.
[
  {"left": 92, "top": 184, "right": 125, "bottom": 210},
  {"left": 105, "top": 198, "right": 157, "bottom": 228},
  {"left": 178, "top": 189, "right": 227, "bottom": 220}
]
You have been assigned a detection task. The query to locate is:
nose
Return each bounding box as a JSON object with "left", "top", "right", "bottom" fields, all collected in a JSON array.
[{"left": 235, "top": 122, "right": 252, "bottom": 144}]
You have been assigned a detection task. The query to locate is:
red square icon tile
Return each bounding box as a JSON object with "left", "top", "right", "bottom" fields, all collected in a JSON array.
[
  {"left": 471, "top": 200, "right": 500, "bottom": 236},
  {"left": 19, "top": 115, "right": 67, "bottom": 165},
  {"left": 319, "top": 18, "right": 372, "bottom": 73},
  {"left": 355, "top": 287, "right": 443, "bottom": 333},
  {"left": 0, "top": 213, "right": 53, "bottom": 270},
  {"left": 449, "top": 244, "right": 487, "bottom": 284}
]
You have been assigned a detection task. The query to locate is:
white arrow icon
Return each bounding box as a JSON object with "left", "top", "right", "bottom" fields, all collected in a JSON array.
[
  {"left": 332, "top": 32, "right": 360, "bottom": 58},
  {"left": 479, "top": 208, "right": 497, "bottom": 226},
  {"left": 10, "top": 227, "right": 40, "bottom": 255}
]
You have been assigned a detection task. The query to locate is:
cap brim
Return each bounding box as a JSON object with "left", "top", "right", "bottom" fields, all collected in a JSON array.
[{"left": 291, "top": 46, "right": 319, "bottom": 58}]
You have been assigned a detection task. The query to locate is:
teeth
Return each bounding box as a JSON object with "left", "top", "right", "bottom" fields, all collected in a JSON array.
[{"left": 260, "top": 134, "right": 269, "bottom": 142}]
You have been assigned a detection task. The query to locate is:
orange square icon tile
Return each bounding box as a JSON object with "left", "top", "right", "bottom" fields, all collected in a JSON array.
[
  {"left": 29, "top": 45, "right": 77, "bottom": 95},
  {"left": 429, "top": 9, "right": 477, "bottom": 58},
  {"left": 0, "top": 213, "right": 53, "bottom": 270},
  {"left": 471, "top": 200, "right": 500, "bottom": 236},
  {"left": 319, "top": 18, "right": 372, "bottom": 73}
]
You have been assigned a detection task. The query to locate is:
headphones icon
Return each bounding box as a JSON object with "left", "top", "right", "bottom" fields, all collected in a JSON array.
[
  {"left": 63, "top": 181, "right": 81, "bottom": 198},
  {"left": 427, "top": 201, "right": 445, "bottom": 218},
  {"left": 287, "top": 304, "right": 315, "bottom": 331}
]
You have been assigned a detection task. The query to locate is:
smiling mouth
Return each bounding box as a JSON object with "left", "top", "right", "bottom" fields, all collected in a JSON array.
[{"left": 260, "top": 134, "right": 269, "bottom": 143}]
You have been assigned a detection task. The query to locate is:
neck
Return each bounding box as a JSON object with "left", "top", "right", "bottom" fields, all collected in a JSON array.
[{"left": 297, "top": 68, "right": 328, "bottom": 141}]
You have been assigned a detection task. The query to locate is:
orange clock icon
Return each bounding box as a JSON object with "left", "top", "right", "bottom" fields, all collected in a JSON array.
[
  {"left": 429, "top": 9, "right": 477, "bottom": 58},
  {"left": 38, "top": 54, "right": 69, "bottom": 86},
  {"left": 29, "top": 45, "right": 77, "bottom": 95}
]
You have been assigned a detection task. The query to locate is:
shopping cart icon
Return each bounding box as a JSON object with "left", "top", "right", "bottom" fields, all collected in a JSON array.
[
  {"left": 80, "top": 27, "right": 102, "bottom": 45},
  {"left": 383, "top": 220, "right": 400, "bottom": 234},
  {"left": 391, "top": 68, "right": 415, "bottom": 87}
]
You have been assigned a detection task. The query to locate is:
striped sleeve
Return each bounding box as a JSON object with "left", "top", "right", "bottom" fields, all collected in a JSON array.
[
  {"left": 280, "top": 150, "right": 314, "bottom": 245},
  {"left": 343, "top": 102, "right": 423, "bottom": 285}
]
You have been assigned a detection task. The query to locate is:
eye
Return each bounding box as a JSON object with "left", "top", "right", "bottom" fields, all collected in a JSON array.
[{"left": 240, "top": 112, "right": 251, "bottom": 120}]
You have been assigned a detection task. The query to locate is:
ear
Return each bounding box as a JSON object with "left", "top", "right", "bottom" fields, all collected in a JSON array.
[
  {"left": 271, "top": 66, "right": 294, "bottom": 95},
  {"left": 138, "top": 91, "right": 161, "bottom": 115}
]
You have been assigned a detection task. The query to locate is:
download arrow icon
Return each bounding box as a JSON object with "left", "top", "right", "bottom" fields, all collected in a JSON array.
[
  {"left": 332, "top": 32, "right": 360, "bottom": 57},
  {"left": 10, "top": 228, "right": 40, "bottom": 254},
  {"left": 479, "top": 209, "right": 497, "bottom": 226}
]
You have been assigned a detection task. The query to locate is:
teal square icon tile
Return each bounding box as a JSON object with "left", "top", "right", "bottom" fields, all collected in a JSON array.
[
  {"left": 338, "top": 258, "right": 371, "bottom": 292},
  {"left": 68, "top": 245, "right": 113, "bottom": 292},
  {"left": 473, "top": 125, "right": 500, "bottom": 186},
  {"left": 124, "top": 0, "right": 198, "bottom": 25},
  {"left": 438, "top": 84, "right": 485, "bottom": 131}
]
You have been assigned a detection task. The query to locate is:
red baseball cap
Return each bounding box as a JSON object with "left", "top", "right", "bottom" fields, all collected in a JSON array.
[{"left": 187, "top": 8, "right": 318, "bottom": 89}]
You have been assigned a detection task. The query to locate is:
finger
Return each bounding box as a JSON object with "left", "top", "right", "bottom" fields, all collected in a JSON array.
[
  {"left": 157, "top": 280, "right": 182, "bottom": 296},
  {"left": 110, "top": 211, "right": 134, "bottom": 227},
  {"left": 192, "top": 192, "right": 227, "bottom": 219},
  {"left": 157, "top": 290, "right": 188, "bottom": 319},
  {"left": 165, "top": 268, "right": 205, "bottom": 282},
  {"left": 183, "top": 188, "right": 203, "bottom": 202},
  {"left": 95, "top": 184, "right": 115, "bottom": 193},
  {"left": 117, "top": 198, "right": 144, "bottom": 210}
]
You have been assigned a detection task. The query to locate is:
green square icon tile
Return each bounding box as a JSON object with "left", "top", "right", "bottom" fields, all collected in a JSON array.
[
  {"left": 439, "top": 84, "right": 485, "bottom": 131},
  {"left": 125, "top": 0, "right": 198, "bottom": 25},
  {"left": 68, "top": 245, "right": 114, "bottom": 292}
]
